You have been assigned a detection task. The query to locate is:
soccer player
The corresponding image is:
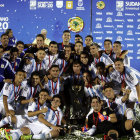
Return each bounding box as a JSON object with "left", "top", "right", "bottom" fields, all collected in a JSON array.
[
  {"left": 23, "top": 48, "right": 47, "bottom": 79},
  {"left": 58, "top": 30, "right": 74, "bottom": 51},
  {"left": 15, "top": 41, "right": 25, "bottom": 59},
  {"left": 114, "top": 58, "right": 140, "bottom": 102},
  {"left": 75, "top": 34, "right": 83, "bottom": 43},
  {"left": 44, "top": 65, "right": 63, "bottom": 98},
  {"left": 0, "top": 70, "right": 26, "bottom": 117},
  {"left": 87, "top": 96, "right": 118, "bottom": 138},
  {"left": 84, "top": 35, "right": 93, "bottom": 53},
  {"left": 112, "top": 41, "right": 130, "bottom": 67},
  {"left": 0, "top": 46, "right": 15, "bottom": 91}
]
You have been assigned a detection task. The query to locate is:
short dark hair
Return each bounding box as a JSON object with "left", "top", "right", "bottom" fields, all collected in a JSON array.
[
  {"left": 16, "top": 41, "right": 24, "bottom": 47},
  {"left": 39, "top": 89, "right": 49, "bottom": 95},
  {"left": 104, "top": 82, "right": 114, "bottom": 90},
  {"left": 80, "top": 51, "right": 89, "bottom": 58},
  {"left": 63, "top": 30, "right": 70, "bottom": 34},
  {"left": 85, "top": 35, "right": 93, "bottom": 41},
  {"left": 36, "top": 34, "right": 44, "bottom": 40},
  {"left": 75, "top": 34, "right": 83, "bottom": 40},
  {"left": 114, "top": 58, "right": 123, "bottom": 63},
  {"left": 49, "top": 41, "right": 58, "bottom": 47},
  {"left": 104, "top": 39, "right": 112, "bottom": 45},
  {"left": 1, "top": 33, "right": 8, "bottom": 38},
  {"left": 90, "top": 42, "right": 100, "bottom": 48},
  {"left": 16, "top": 69, "right": 26, "bottom": 74},
  {"left": 10, "top": 47, "right": 19, "bottom": 54},
  {"left": 37, "top": 47, "right": 46, "bottom": 52},
  {"left": 31, "top": 71, "right": 41, "bottom": 79},
  {"left": 49, "top": 65, "right": 60, "bottom": 70},
  {"left": 5, "top": 29, "right": 12, "bottom": 35},
  {"left": 75, "top": 41, "right": 83, "bottom": 46},
  {"left": 114, "top": 41, "right": 121, "bottom": 45},
  {"left": 91, "top": 96, "right": 101, "bottom": 103},
  {"left": 73, "top": 60, "right": 81, "bottom": 66},
  {"left": 52, "top": 94, "right": 61, "bottom": 103},
  {"left": 96, "top": 62, "right": 105, "bottom": 69}
]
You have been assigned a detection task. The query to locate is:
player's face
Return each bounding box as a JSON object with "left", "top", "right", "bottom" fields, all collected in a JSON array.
[
  {"left": 8, "top": 30, "right": 13, "bottom": 38},
  {"left": 90, "top": 45, "right": 98, "bottom": 55},
  {"left": 39, "top": 91, "right": 49, "bottom": 103},
  {"left": 51, "top": 97, "right": 61, "bottom": 108},
  {"left": 32, "top": 75, "right": 40, "bottom": 86},
  {"left": 85, "top": 37, "right": 92, "bottom": 46},
  {"left": 104, "top": 88, "right": 115, "bottom": 99},
  {"left": 83, "top": 73, "right": 90, "bottom": 82},
  {"left": 36, "top": 37, "right": 44, "bottom": 48},
  {"left": 91, "top": 99, "right": 101, "bottom": 112},
  {"left": 17, "top": 44, "right": 24, "bottom": 53},
  {"left": 11, "top": 52, "right": 18, "bottom": 61},
  {"left": 74, "top": 43, "right": 83, "bottom": 54},
  {"left": 97, "top": 66, "right": 104, "bottom": 75},
  {"left": 115, "top": 61, "right": 124, "bottom": 73},
  {"left": 65, "top": 47, "right": 71, "bottom": 56},
  {"left": 104, "top": 41, "right": 112, "bottom": 52},
  {"left": 1, "top": 35, "right": 9, "bottom": 46},
  {"left": 113, "top": 43, "right": 121, "bottom": 54},
  {"left": 49, "top": 44, "right": 58, "bottom": 55},
  {"left": 36, "top": 50, "right": 46, "bottom": 61},
  {"left": 75, "top": 37, "right": 82, "bottom": 43},
  {"left": 50, "top": 67, "right": 60, "bottom": 78},
  {"left": 80, "top": 54, "right": 88, "bottom": 65},
  {"left": 73, "top": 64, "right": 81, "bottom": 73},
  {"left": 15, "top": 72, "right": 25, "bottom": 83},
  {"left": 62, "top": 32, "right": 71, "bottom": 42}
]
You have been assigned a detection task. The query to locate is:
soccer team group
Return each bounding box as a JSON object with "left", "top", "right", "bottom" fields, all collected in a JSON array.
[{"left": 0, "top": 29, "right": 140, "bottom": 140}]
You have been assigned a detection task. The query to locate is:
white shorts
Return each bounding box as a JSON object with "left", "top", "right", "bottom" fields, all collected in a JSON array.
[
  {"left": 0, "top": 102, "right": 14, "bottom": 115},
  {"left": 25, "top": 121, "right": 52, "bottom": 135}
]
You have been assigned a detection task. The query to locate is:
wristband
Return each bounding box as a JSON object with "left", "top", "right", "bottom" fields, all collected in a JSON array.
[{"left": 108, "top": 117, "right": 111, "bottom": 121}]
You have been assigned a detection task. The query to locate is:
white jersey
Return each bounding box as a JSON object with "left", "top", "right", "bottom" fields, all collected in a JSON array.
[
  {"left": 43, "top": 107, "right": 63, "bottom": 126},
  {"left": 84, "top": 85, "right": 105, "bottom": 100},
  {"left": 55, "top": 58, "right": 68, "bottom": 76},
  {"left": 90, "top": 53, "right": 114, "bottom": 74},
  {"left": 23, "top": 59, "right": 48, "bottom": 78},
  {"left": 112, "top": 54, "right": 130, "bottom": 67},
  {"left": 105, "top": 97, "right": 126, "bottom": 115},
  {"left": 21, "top": 85, "right": 41, "bottom": 99},
  {"left": 0, "top": 82, "right": 25, "bottom": 104},
  {"left": 27, "top": 99, "right": 48, "bottom": 122},
  {"left": 44, "top": 54, "right": 58, "bottom": 70},
  {"left": 44, "top": 78, "right": 61, "bottom": 97}
]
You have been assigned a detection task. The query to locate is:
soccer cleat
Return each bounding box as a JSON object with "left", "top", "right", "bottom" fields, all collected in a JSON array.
[
  {"left": 0, "top": 128, "right": 12, "bottom": 140},
  {"left": 20, "top": 135, "right": 32, "bottom": 140}
]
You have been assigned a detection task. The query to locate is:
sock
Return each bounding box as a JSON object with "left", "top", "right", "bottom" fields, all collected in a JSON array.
[
  {"left": 10, "top": 129, "right": 22, "bottom": 140},
  {"left": 0, "top": 116, "right": 11, "bottom": 127},
  {"left": 32, "top": 134, "right": 45, "bottom": 139}
]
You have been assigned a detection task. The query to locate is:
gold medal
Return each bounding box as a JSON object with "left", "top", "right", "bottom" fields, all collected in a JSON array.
[
  {"left": 96, "top": 1, "right": 105, "bottom": 10},
  {"left": 1, "top": 64, "right": 4, "bottom": 68},
  {"left": 103, "top": 111, "right": 106, "bottom": 116}
]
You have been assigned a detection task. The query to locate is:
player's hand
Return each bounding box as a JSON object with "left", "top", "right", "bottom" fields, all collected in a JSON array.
[
  {"left": 3, "top": 79, "right": 12, "bottom": 83},
  {"left": 29, "top": 98, "right": 34, "bottom": 103},
  {"left": 44, "top": 75, "right": 48, "bottom": 83},
  {"left": 6, "top": 110, "right": 12, "bottom": 117},
  {"left": 51, "top": 126, "right": 62, "bottom": 132},
  {"left": 41, "top": 107, "right": 48, "bottom": 113}
]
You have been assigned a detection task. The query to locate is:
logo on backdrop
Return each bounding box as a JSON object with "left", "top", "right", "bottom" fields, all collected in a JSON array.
[
  {"left": 116, "top": 1, "right": 124, "bottom": 11},
  {"left": 56, "top": 0, "right": 63, "bottom": 8},
  {"left": 68, "top": 17, "right": 84, "bottom": 33},
  {"left": 76, "top": 0, "right": 85, "bottom": 10},
  {"left": 38, "top": 1, "right": 53, "bottom": 9},
  {"left": 30, "top": 0, "right": 37, "bottom": 10},
  {"left": 66, "top": 1, "right": 73, "bottom": 9},
  {"left": 96, "top": 1, "right": 105, "bottom": 10},
  {"left": 0, "top": 4, "right": 4, "bottom": 7}
]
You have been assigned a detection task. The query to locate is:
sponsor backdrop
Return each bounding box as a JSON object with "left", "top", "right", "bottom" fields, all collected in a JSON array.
[{"left": 0, "top": 0, "right": 140, "bottom": 70}]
